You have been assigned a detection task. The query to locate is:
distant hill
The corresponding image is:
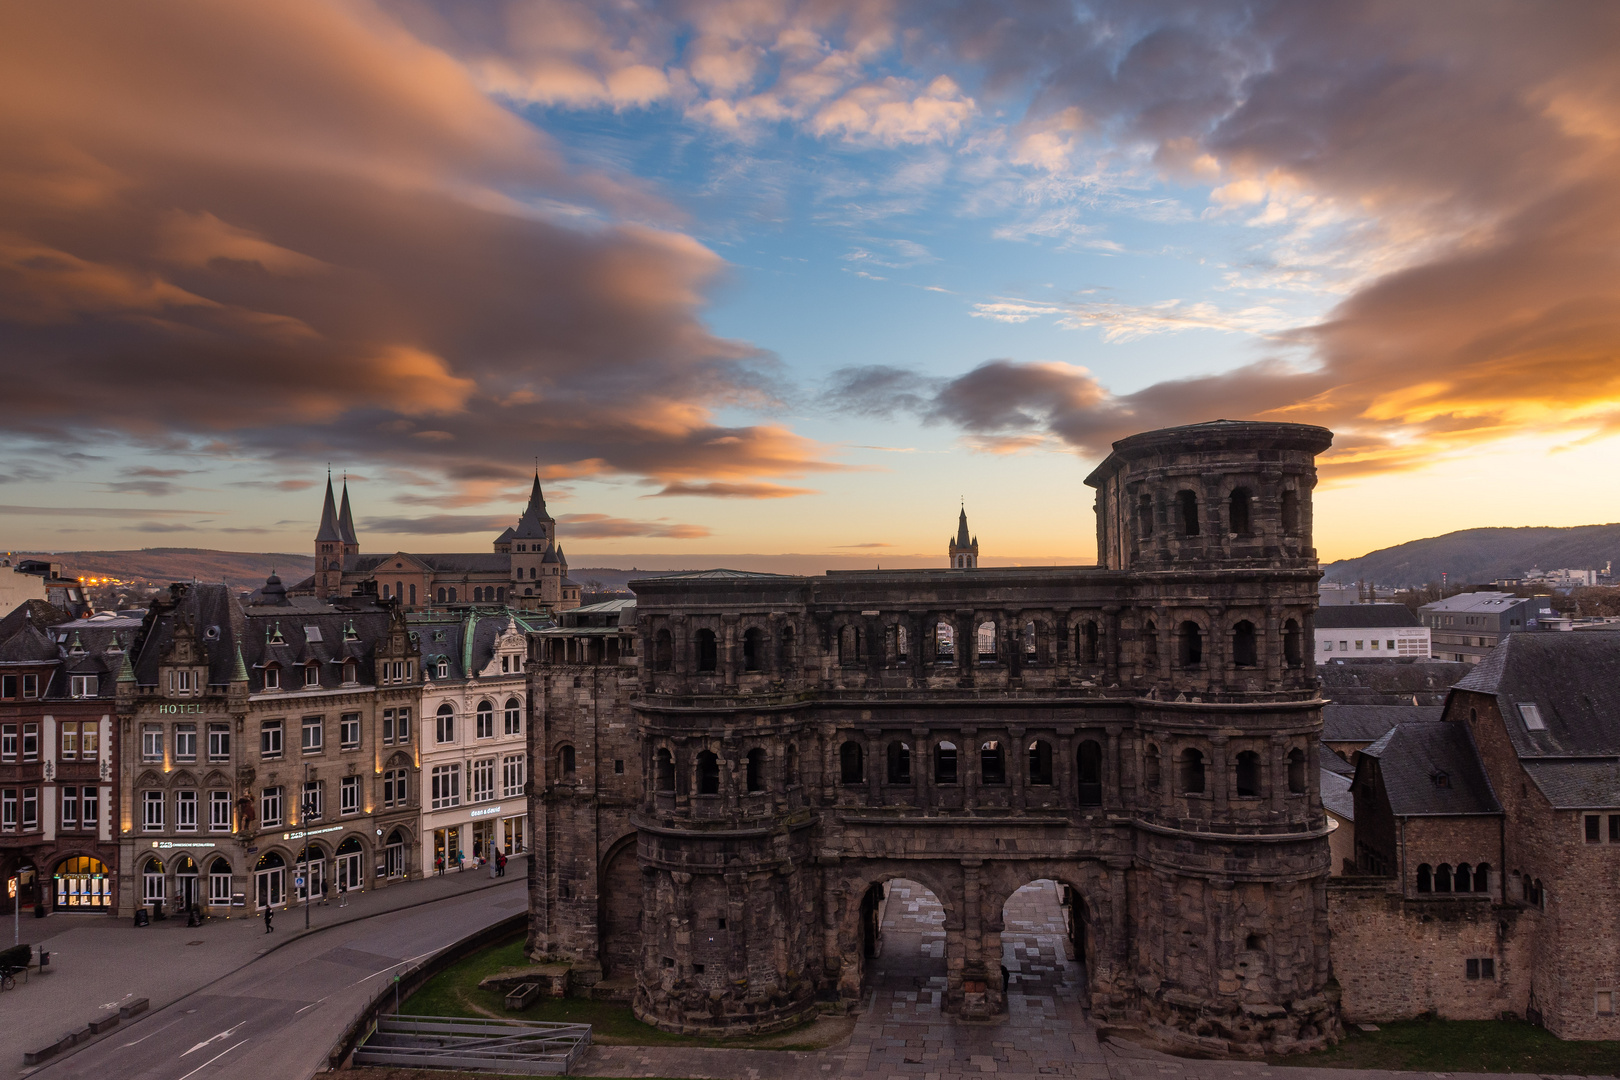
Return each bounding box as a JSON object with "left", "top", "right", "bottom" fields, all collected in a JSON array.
[
  {"left": 15, "top": 548, "right": 313, "bottom": 589},
  {"left": 1322, "top": 524, "right": 1620, "bottom": 587}
]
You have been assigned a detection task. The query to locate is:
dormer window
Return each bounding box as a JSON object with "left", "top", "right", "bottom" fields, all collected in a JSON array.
[
  {"left": 304, "top": 664, "right": 321, "bottom": 688},
  {"left": 437, "top": 659, "right": 449, "bottom": 679},
  {"left": 1431, "top": 770, "right": 1450, "bottom": 789},
  {"left": 264, "top": 664, "right": 281, "bottom": 690},
  {"left": 342, "top": 660, "right": 357, "bottom": 684}
]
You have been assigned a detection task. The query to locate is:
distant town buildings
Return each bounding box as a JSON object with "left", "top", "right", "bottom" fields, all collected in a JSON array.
[
  {"left": 1316, "top": 603, "right": 1430, "bottom": 662},
  {"left": 1420, "top": 591, "right": 1555, "bottom": 663},
  {"left": 0, "top": 556, "right": 90, "bottom": 617}
]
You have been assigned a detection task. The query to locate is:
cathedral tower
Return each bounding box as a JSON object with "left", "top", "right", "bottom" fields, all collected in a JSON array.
[{"left": 948, "top": 505, "right": 978, "bottom": 568}]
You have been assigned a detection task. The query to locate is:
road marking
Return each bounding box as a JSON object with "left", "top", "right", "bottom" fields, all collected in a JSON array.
[
  {"left": 180, "top": 1022, "right": 245, "bottom": 1057},
  {"left": 174, "top": 1038, "right": 247, "bottom": 1080},
  {"left": 355, "top": 949, "right": 437, "bottom": 985},
  {"left": 119, "top": 1016, "right": 186, "bottom": 1047}
]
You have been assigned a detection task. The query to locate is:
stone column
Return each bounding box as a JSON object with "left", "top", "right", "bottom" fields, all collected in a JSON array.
[
  {"left": 1056, "top": 732, "right": 1075, "bottom": 809},
  {"left": 725, "top": 870, "right": 749, "bottom": 984},
  {"left": 1269, "top": 734, "right": 1287, "bottom": 815},
  {"left": 959, "top": 858, "right": 988, "bottom": 1017},
  {"left": 1105, "top": 727, "right": 1122, "bottom": 805},
  {"left": 963, "top": 725, "right": 979, "bottom": 810},
  {"left": 1103, "top": 605, "right": 1121, "bottom": 685},
  {"left": 867, "top": 731, "right": 882, "bottom": 804},
  {"left": 1211, "top": 734, "right": 1230, "bottom": 816},
  {"left": 722, "top": 614, "right": 739, "bottom": 689},
  {"left": 1009, "top": 725, "right": 1026, "bottom": 812},
  {"left": 912, "top": 727, "right": 928, "bottom": 807}
]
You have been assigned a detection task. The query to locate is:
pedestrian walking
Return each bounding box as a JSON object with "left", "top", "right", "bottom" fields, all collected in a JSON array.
[
  {"left": 264, "top": 906, "right": 274, "bottom": 934},
  {"left": 496, "top": 852, "right": 507, "bottom": 878}
]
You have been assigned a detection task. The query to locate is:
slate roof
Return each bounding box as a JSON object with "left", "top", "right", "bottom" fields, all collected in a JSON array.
[
  {"left": 1323, "top": 704, "right": 1445, "bottom": 743},
  {"left": 638, "top": 569, "right": 797, "bottom": 580},
  {"left": 510, "top": 475, "right": 554, "bottom": 539},
  {"left": 411, "top": 608, "right": 546, "bottom": 681},
  {"left": 1358, "top": 721, "right": 1501, "bottom": 816},
  {"left": 131, "top": 583, "right": 244, "bottom": 688},
  {"left": 1321, "top": 768, "right": 1355, "bottom": 820},
  {"left": 338, "top": 482, "right": 358, "bottom": 546},
  {"left": 1520, "top": 760, "right": 1620, "bottom": 810},
  {"left": 315, "top": 475, "right": 343, "bottom": 543},
  {"left": 348, "top": 553, "right": 509, "bottom": 574},
  {"left": 0, "top": 600, "right": 72, "bottom": 649},
  {"left": 239, "top": 600, "right": 392, "bottom": 693},
  {"left": 1318, "top": 659, "right": 1469, "bottom": 706},
  {"left": 1315, "top": 605, "right": 1420, "bottom": 629}
]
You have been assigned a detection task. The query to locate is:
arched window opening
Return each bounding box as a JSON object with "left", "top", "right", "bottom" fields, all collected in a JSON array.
[
  {"left": 778, "top": 625, "right": 796, "bottom": 669},
  {"left": 1027, "top": 740, "right": 1053, "bottom": 786},
  {"left": 1281, "top": 489, "right": 1300, "bottom": 535},
  {"left": 1434, "top": 864, "right": 1454, "bottom": 893},
  {"left": 977, "top": 621, "right": 997, "bottom": 662},
  {"left": 1417, "top": 864, "right": 1433, "bottom": 892},
  {"left": 1474, "top": 863, "right": 1490, "bottom": 892},
  {"left": 1024, "top": 621, "right": 1037, "bottom": 660},
  {"left": 935, "top": 621, "right": 955, "bottom": 664},
  {"left": 1235, "top": 751, "right": 1261, "bottom": 797},
  {"left": 785, "top": 744, "right": 799, "bottom": 786},
  {"left": 746, "top": 748, "right": 766, "bottom": 792},
  {"left": 839, "top": 741, "right": 864, "bottom": 784},
  {"left": 1144, "top": 744, "right": 1162, "bottom": 788},
  {"left": 1233, "top": 621, "right": 1258, "bottom": 667},
  {"left": 1180, "top": 748, "right": 1206, "bottom": 794},
  {"left": 1138, "top": 492, "right": 1154, "bottom": 537},
  {"left": 934, "top": 741, "right": 958, "bottom": 784},
  {"left": 1229, "top": 488, "right": 1253, "bottom": 536},
  {"left": 473, "top": 587, "right": 483, "bottom": 603},
  {"left": 476, "top": 699, "right": 494, "bottom": 739},
  {"left": 1283, "top": 619, "right": 1303, "bottom": 668},
  {"left": 653, "top": 629, "right": 673, "bottom": 672},
  {"left": 435, "top": 702, "right": 455, "bottom": 744},
  {"left": 1454, "top": 863, "right": 1473, "bottom": 893},
  {"left": 696, "top": 750, "right": 720, "bottom": 795},
  {"left": 742, "top": 627, "right": 763, "bottom": 672},
  {"left": 1081, "top": 620, "right": 1100, "bottom": 665},
  {"left": 655, "top": 748, "right": 675, "bottom": 792},
  {"left": 1287, "top": 748, "right": 1307, "bottom": 794},
  {"left": 505, "top": 697, "right": 521, "bottom": 736},
  {"left": 886, "top": 741, "right": 911, "bottom": 784},
  {"left": 1177, "top": 490, "right": 1200, "bottom": 536},
  {"left": 1077, "top": 739, "right": 1103, "bottom": 805},
  {"left": 1142, "top": 620, "right": 1158, "bottom": 668},
  {"left": 980, "top": 740, "right": 1005, "bottom": 785},
  {"left": 1179, "top": 622, "right": 1203, "bottom": 668},
  {"left": 694, "top": 629, "right": 717, "bottom": 673},
  {"left": 437, "top": 587, "right": 447, "bottom": 603},
  {"left": 558, "top": 744, "right": 576, "bottom": 777},
  {"left": 448, "top": 587, "right": 457, "bottom": 603}
]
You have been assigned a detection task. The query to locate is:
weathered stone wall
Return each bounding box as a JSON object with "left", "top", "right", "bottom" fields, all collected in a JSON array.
[{"left": 1329, "top": 880, "right": 1529, "bottom": 1022}]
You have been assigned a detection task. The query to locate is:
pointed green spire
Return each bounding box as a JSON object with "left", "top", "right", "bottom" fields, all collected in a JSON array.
[
  {"left": 117, "top": 648, "right": 137, "bottom": 684},
  {"left": 462, "top": 609, "right": 478, "bottom": 675},
  {"left": 232, "top": 643, "right": 249, "bottom": 683}
]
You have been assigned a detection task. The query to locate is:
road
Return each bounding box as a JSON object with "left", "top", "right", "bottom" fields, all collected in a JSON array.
[{"left": 28, "top": 880, "right": 527, "bottom": 1080}]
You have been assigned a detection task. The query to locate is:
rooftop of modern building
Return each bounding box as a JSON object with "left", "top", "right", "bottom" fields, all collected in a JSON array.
[
  {"left": 1419, "top": 591, "right": 1547, "bottom": 613},
  {"left": 1314, "top": 604, "right": 1421, "bottom": 629}
]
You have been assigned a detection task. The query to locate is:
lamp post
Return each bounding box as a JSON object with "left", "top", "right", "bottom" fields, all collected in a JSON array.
[{"left": 300, "top": 780, "right": 319, "bottom": 930}]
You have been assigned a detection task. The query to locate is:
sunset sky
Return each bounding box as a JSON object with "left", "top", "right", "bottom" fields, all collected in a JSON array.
[{"left": 4, "top": 2, "right": 1619, "bottom": 567}]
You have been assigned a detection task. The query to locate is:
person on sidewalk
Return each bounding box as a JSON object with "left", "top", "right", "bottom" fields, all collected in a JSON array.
[
  {"left": 496, "top": 852, "right": 507, "bottom": 878},
  {"left": 264, "top": 906, "right": 274, "bottom": 934}
]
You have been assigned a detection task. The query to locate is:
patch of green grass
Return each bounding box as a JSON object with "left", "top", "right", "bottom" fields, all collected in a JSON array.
[
  {"left": 1272, "top": 1016, "right": 1620, "bottom": 1075},
  {"left": 400, "top": 934, "right": 846, "bottom": 1049}
]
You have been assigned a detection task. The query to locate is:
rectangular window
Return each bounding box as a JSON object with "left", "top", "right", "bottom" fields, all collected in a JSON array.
[
  {"left": 1611, "top": 815, "right": 1620, "bottom": 843},
  {"left": 208, "top": 723, "right": 230, "bottom": 761},
  {"left": 83, "top": 723, "right": 99, "bottom": 758},
  {"left": 304, "top": 664, "right": 321, "bottom": 688},
  {"left": 383, "top": 769, "right": 403, "bottom": 808},
  {"left": 209, "top": 790, "right": 232, "bottom": 831},
  {"left": 1518, "top": 703, "right": 1546, "bottom": 730},
  {"left": 175, "top": 723, "right": 197, "bottom": 762},
  {"left": 382, "top": 709, "right": 395, "bottom": 745},
  {"left": 1586, "top": 815, "right": 1602, "bottom": 843},
  {"left": 436, "top": 709, "right": 455, "bottom": 744},
  {"left": 476, "top": 707, "right": 494, "bottom": 740},
  {"left": 1388, "top": 640, "right": 1396, "bottom": 650},
  {"left": 261, "top": 720, "right": 283, "bottom": 759},
  {"left": 61, "top": 786, "right": 78, "bottom": 828},
  {"left": 397, "top": 708, "right": 410, "bottom": 743},
  {"left": 502, "top": 754, "right": 526, "bottom": 798},
  {"left": 70, "top": 674, "right": 98, "bottom": 698},
  {"left": 431, "top": 764, "right": 460, "bottom": 810},
  {"left": 261, "top": 786, "right": 283, "bottom": 828},
  {"left": 0, "top": 789, "right": 14, "bottom": 831},
  {"left": 176, "top": 789, "right": 198, "bottom": 831},
  {"left": 302, "top": 716, "right": 323, "bottom": 753},
  {"left": 21, "top": 788, "right": 36, "bottom": 830},
  {"left": 22, "top": 673, "right": 38, "bottom": 698},
  {"left": 209, "top": 867, "right": 233, "bottom": 905},
  {"left": 340, "top": 713, "right": 360, "bottom": 749},
  {"left": 471, "top": 758, "right": 495, "bottom": 803},
  {"left": 22, "top": 723, "right": 38, "bottom": 761},
  {"left": 504, "top": 700, "right": 521, "bottom": 736},
  {"left": 143, "top": 789, "right": 164, "bottom": 831},
  {"left": 82, "top": 785, "right": 98, "bottom": 827},
  {"left": 61, "top": 722, "right": 79, "bottom": 760},
  {"left": 341, "top": 775, "right": 359, "bottom": 815},
  {"left": 0, "top": 724, "right": 14, "bottom": 761},
  {"left": 302, "top": 779, "right": 323, "bottom": 820},
  {"left": 142, "top": 724, "right": 163, "bottom": 762},
  {"left": 264, "top": 666, "right": 280, "bottom": 690},
  {"left": 0, "top": 675, "right": 13, "bottom": 698},
  {"left": 1598, "top": 991, "right": 1615, "bottom": 1016}
]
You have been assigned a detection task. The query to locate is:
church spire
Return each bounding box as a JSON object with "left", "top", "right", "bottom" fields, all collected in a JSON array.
[
  {"left": 511, "top": 469, "right": 555, "bottom": 539},
  {"left": 337, "top": 476, "right": 358, "bottom": 547},
  {"left": 948, "top": 502, "right": 979, "bottom": 569},
  {"left": 315, "top": 471, "right": 342, "bottom": 543}
]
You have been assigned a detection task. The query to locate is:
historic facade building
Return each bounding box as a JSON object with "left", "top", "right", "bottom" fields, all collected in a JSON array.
[
  {"left": 294, "top": 474, "right": 583, "bottom": 614},
  {"left": 526, "top": 420, "right": 1339, "bottom": 1055}
]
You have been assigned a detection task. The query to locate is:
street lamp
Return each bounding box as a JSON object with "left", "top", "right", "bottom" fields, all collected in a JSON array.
[{"left": 299, "top": 781, "right": 319, "bottom": 930}]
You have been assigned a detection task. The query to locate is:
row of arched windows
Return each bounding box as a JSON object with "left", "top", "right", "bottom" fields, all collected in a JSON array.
[
  {"left": 653, "top": 745, "right": 800, "bottom": 795},
  {"left": 1139, "top": 487, "right": 1301, "bottom": 540},
  {"left": 1143, "top": 745, "right": 1308, "bottom": 796},
  {"left": 1416, "top": 862, "right": 1492, "bottom": 894},
  {"left": 432, "top": 697, "right": 522, "bottom": 743},
  {"left": 837, "top": 739, "right": 1098, "bottom": 801}
]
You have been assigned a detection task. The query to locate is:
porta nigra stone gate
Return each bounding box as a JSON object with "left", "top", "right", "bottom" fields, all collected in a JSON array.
[{"left": 526, "top": 421, "right": 1340, "bottom": 1055}]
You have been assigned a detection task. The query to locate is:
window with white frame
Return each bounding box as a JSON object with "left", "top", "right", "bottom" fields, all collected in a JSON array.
[
  {"left": 22, "top": 673, "right": 38, "bottom": 698},
  {"left": 383, "top": 768, "right": 407, "bottom": 808},
  {"left": 261, "top": 719, "right": 283, "bottom": 758},
  {"left": 22, "top": 723, "right": 37, "bottom": 761},
  {"left": 176, "top": 789, "right": 198, "bottom": 831},
  {"left": 209, "top": 790, "right": 232, "bottom": 831},
  {"left": 142, "top": 724, "right": 163, "bottom": 762},
  {"left": 471, "top": 758, "right": 495, "bottom": 802},
  {"left": 175, "top": 723, "right": 197, "bottom": 761},
  {"left": 261, "top": 785, "right": 283, "bottom": 828},
  {"left": 142, "top": 862, "right": 165, "bottom": 904},
  {"left": 476, "top": 701, "right": 494, "bottom": 739},
  {"left": 82, "top": 786, "right": 98, "bottom": 827},
  {"left": 1, "top": 724, "right": 15, "bottom": 761},
  {"left": 20, "top": 788, "right": 36, "bottom": 830},
  {"left": 208, "top": 723, "right": 230, "bottom": 761},
  {"left": 302, "top": 716, "right": 323, "bottom": 753},
  {"left": 143, "top": 790, "right": 164, "bottom": 831},
  {"left": 304, "top": 663, "right": 320, "bottom": 688},
  {"left": 340, "top": 775, "right": 359, "bottom": 815},
  {"left": 82, "top": 724, "right": 98, "bottom": 758},
  {"left": 340, "top": 713, "right": 360, "bottom": 749},
  {"left": 504, "top": 697, "right": 521, "bottom": 736},
  {"left": 396, "top": 707, "right": 411, "bottom": 743},
  {"left": 431, "top": 764, "right": 460, "bottom": 809},
  {"left": 61, "top": 786, "right": 78, "bottom": 828},
  {"left": 62, "top": 722, "right": 79, "bottom": 760},
  {"left": 436, "top": 704, "right": 455, "bottom": 744},
  {"left": 502, "top": 754, "right": 526, "bottom": 798},
  {"left": 0, "top": 789, "right": 14, "bottom": 831},
  {"left": 382, "top": 708, "right": 395, "bottom": 745},
  {"left": 70, "top": 674, "right": 99, "bottom": 698},
  {"left": 264, "top": 665, "right": 280, "bottom": 690},
  {"left": 209, "top": 862, "right": 233, "bottom": 904},
  {"left": 437, "top": 659, "right": 448, "bottom": 679}
]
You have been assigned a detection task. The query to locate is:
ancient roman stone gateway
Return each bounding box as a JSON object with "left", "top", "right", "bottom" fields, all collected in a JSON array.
[{"left": 526, "top": 420, "right": 1341, "bottom": 1055}]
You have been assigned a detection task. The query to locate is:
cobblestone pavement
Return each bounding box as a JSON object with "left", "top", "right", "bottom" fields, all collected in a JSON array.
[{"left": 580, "top": 877, "right": 1615, "bottom": 1080}]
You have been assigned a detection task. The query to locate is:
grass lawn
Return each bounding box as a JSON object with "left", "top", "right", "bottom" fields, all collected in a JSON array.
[
  {"left": 400, "top": 935, "right": 850, "bottom": 1050},
  {"left": 1270, "top": 1017, "right": 1620, "bottom": 1074}
]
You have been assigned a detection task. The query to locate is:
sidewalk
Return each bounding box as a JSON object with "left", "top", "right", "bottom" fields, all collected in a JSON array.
[{"left": 0, "top": 856, "right": 527, "bottom": 1070}]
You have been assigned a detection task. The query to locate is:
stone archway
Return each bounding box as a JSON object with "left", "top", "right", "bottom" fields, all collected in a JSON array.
[
  {"left": 829, "top": 861, "right": 962, "bottom": 1007},
  {"left": 598, "top": 834, "right": 641, "bottom": 981},
  {"left": 979, "top": 860, "right": 1120, "bottom": 1019}
]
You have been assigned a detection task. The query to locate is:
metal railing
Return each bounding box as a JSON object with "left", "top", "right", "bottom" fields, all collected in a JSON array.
[{"left": 355, "top": 1014, "right": 590, "bottom": 1075}]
